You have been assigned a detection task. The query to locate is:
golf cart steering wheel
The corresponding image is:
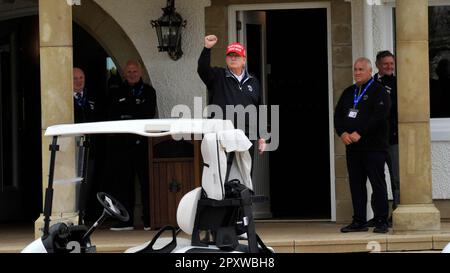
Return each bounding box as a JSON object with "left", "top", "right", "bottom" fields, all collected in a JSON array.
[{"left": 96, "top": 192, "right": 129, "bottom": 222}]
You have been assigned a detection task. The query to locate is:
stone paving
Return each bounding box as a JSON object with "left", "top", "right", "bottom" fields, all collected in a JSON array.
[{"left": 2, "top": 221, "right": 450, "bottom": 253}]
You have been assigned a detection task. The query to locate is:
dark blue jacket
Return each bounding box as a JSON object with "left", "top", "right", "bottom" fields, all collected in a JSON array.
[
  {"left": 197, "top": 47, "right": 261, "bottom": 136},
  {"left": 334, "top": 79, "right": 391, "bottom": 151},
  {"left": 375, "top": 74, "right": 398, "bottom": 145},
  {"left": 107, "top": 79, "right": 157, "bottom": 121},
  {"left": 74, "top": 88, "right": 96, "bottom": 123}
]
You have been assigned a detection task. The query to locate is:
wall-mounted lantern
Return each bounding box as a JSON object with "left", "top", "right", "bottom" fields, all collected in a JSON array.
[{"left": 151, "top": 0, "right": 187, "bottom": 61}]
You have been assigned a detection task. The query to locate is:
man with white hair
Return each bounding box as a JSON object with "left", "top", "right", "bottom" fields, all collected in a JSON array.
[
  {"left": 334, "top": 58, "right": 391, "bottom": 234},
  {"left": 197, "top": 35, "right": 266, "bottom": 164}
]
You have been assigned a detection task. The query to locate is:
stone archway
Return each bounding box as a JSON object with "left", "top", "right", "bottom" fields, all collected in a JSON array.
[
  {"left": 72, "top": 0, "right": 150, "bottom": 83},
  {"left": 0, "top": 0, "right": 150, "bottom": 83}
]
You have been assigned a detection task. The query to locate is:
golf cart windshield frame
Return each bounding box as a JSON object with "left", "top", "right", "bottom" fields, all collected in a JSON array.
[{"left": 42, "top": 119, "right": 234, "bottom": 236}]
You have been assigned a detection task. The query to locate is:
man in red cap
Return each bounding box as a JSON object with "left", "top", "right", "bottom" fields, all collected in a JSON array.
[{"left": 198, "top": 35, "right": 266, "bottom": 160}]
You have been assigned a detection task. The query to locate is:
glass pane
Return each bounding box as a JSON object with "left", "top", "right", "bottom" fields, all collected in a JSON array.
[
  {"left": 429, "top": 6, "right": 450, "bottom": 118},
  {"left": 162, "top": 26, "right": 170, "bottom": 47},
  {"left": 0, "top": 38, "right": 13, "bottom": 189},
  {"left": 169, "top": 26, "right": 179, "bottom": 48}
]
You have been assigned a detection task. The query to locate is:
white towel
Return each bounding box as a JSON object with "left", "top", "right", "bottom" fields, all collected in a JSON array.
[
  {"left": 201, "top": 133, "right": 227, "bottom": 200},
  {"left": 217, "top": 129, "right": 252, "bottom": 152},
  {"left": 229, "top": 151, "right": 253, "bottom": 191},
  {"left": 218, "top": 129, "right": 253, "bottom": 190}
]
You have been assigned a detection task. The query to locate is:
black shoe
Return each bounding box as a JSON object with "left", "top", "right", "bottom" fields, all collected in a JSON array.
[
  {"left": 367, "top": 218, "right": 375, "bottom": 227},
  {"left": 373, "top": 222, "right": 389, "bottom": 233},
  {"left": 143, "top": 220, "right": 151, "bottom": 231},
  {"left": 142, "top": 217, "right": 151, "bottom": 230},
  {"left": 340, "top": 222, "right": 369, "bottom": 233},
  {"left": 387, "top": 216, "right": 393, "bottom": 228}
]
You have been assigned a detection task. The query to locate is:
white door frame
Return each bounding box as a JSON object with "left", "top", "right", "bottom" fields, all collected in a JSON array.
[{"left": 228, "top": 2, "right": 336, "bottom": 221}]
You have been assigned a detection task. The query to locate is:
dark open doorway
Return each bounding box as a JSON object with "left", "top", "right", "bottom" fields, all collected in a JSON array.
[
  {"left": 266, "top": 8, "right": 331, "bottom": 219},
  {"left": 73, "top": 23, "right": 110, "bottom": 122},
  {"left": 0, "top": 15, "right": 113, "bottom": 223},
  {"left": 73, "top": 23, "right": 113, "bottom": 221},
  {"left": 0, "top": 16, "right": 42, "bottom": 222}
]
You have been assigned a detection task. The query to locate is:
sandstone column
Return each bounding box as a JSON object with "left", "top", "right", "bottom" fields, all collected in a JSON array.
[
  {"left": 35, "top": 0, "right": 77, "bottom": 238},
  {"left": 393, "top": 0, "right": 440, "bottom": 233}
]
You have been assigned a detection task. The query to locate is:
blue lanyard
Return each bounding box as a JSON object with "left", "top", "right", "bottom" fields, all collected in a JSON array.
[{"left": 353, "top": 79, "right": 374, "bottom": 108}]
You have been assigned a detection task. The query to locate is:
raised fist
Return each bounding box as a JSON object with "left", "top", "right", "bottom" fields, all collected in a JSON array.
[{"left": 205, "top": 35, "right": 218, "bottom": 49}]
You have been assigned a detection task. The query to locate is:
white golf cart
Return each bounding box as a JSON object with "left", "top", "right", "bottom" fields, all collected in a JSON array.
[{"left": 22, "top": 119, "right": 272, "bottom": 253}]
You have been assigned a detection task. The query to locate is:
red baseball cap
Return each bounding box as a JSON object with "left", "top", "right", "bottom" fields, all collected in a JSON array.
[{"left": 226, "top": 42, "right": 246, "bottom": 57}]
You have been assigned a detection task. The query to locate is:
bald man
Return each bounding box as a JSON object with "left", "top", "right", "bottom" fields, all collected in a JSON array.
[
  {"left": 334, "top": 58, "right": 391, "bottom": 234},
  {"left": 106, "top": 60, "right": 157, "bottom": 231}
]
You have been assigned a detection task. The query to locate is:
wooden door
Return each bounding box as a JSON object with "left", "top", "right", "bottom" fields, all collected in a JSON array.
[{"left": 149, "top": 136, "right": 201, "bottom": 229}]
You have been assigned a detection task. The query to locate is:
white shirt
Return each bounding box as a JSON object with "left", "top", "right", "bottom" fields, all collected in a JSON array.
[
  {"left": 232, "top": 71, "right": 244, "bottom": 83},
  {"left": 74, "top": 91, "right": 83, "bottom": 99}
]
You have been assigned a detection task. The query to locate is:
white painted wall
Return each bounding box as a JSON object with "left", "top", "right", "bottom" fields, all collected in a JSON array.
[
  {"left": 95, "top": 0, "right": 211, "bottom": 118},
  {"left": 431, "top": 119, "right": 450, "bottom": 199}
]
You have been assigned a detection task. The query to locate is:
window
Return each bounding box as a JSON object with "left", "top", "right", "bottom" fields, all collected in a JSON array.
[
  {"left": 429, "top": 6, "right": 450, "bottom": 118},
  {"left": 391, "top": 5, "right": 450, "bottom": 118}
]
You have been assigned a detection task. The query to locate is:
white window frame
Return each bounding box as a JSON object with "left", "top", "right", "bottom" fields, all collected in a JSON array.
[{"left": 228, "top": 2, "right": 336, "bottom": 221}]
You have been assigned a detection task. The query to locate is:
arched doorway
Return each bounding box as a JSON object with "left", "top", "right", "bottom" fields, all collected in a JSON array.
[
  {"left": 0, "top": 0, "right": 150, "bottom": 222},
  {"left": 72, "top": 0, "right": 151, "bottom": 84}
]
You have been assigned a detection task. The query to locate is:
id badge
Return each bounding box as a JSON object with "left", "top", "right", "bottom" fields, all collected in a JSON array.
[{"left": 348, "top": 108, "right": 359, "bottom": 119}]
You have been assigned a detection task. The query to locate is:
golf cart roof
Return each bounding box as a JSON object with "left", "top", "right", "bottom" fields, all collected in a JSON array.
[{"left": 45, "top": 119, "right": 235, "bottom": 137}]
